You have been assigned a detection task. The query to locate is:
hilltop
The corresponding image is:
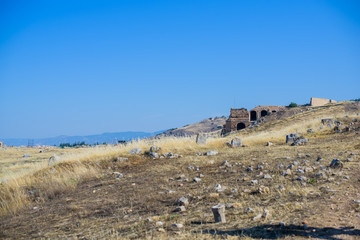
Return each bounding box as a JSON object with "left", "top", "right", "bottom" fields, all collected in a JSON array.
[
  {"left": 155, "top": 116, "right": 227, "bottom": 138},
  {"left": 0, "top": 101, "right": 360, "bottom": 239}
]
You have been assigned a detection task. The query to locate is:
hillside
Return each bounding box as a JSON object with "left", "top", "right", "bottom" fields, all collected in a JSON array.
[
  {"left": 1, "top": 101, "right": 360, "bottom": 239},
  {"left": 155, "top": 117, "right": 226, "bottom": 138}
]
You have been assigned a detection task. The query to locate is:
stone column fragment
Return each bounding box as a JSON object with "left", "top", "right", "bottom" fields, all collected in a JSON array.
[{"left": 211, "top": 204, "right": 226, "bottom": 223}]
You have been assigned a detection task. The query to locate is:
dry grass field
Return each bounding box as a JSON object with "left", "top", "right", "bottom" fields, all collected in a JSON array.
[{"left": 1, "top": 101, "right": 360, "bottom": 239}]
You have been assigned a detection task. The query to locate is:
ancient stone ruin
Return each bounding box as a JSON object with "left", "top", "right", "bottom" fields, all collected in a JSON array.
[
  {"left": 223, "top": 105, "right": 286, "bottom": 133},
  {"left": 310, "top": 97, "right": 337, "bottom": 107}
]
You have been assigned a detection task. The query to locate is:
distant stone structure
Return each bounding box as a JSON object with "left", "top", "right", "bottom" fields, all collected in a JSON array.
[
  {"left": 224, "top": 108, "right": 250, "bottom": 133},
  {"left": 224, "top": 105, "right": 286, "bottom": 133},
  {"left": 310, "top": 97, "right": 337, "bottom": 107}
]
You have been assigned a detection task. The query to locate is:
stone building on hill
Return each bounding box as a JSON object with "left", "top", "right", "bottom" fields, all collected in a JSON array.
[
  {"left": 224, "top": 105, "right": 287, "bottom": 133},
  {"left": 310, "top": 97, "right": 337, "bottom": 107}
]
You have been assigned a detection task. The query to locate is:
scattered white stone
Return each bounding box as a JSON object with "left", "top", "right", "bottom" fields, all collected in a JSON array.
[
  {"left": 193, "top": 177, "right": 201, "bottom": 182},
  {"left": 263, "top": 209, "right": 271, "bottom": 219},
  {"left": 221, "top": 160, "right": 229, "bottom": 166},
  {"left": 177, "top": 174, "right": 185, "bottom": 180},
  {"left": 282, "top": 169, "right": 291, "bottom": 176},
  {"left": 245, "top": 207, "right": 254, "bottom": 213},
  {"left": 263, "top": 174, "right": 272, "bottom": 179},
  {"left": 171, "top": 223, "right": 183, "bottom": 228},
  {"left": 174, "top": 206, "right": 186, "bottom": 212},
  {"left": 150, "top": 146, "right": 161, "bottom": 152},
  {"left": 296, "top": 176, "right": 307, "bottom": 181},
  {"left": 330, "top": 159, "right": 344, "bottom": 169},
  {"left": 48, "top": 154, "right": 61, "bottom": 166},
  {"left": 177, "top": 196, "right": 189, "bottom": 206},
  {"left": 129, "top": 148, "right": 142, "bottom": 154},
  {"left": 114, "top": 157, "right": 128, "bottom": 162},
  {"left": 205, "top": 151, "right": 218, "bottom": 156},
  {"left": 253, "top": 214, "right": 262, "bottom": 221},
  {"left": 149, "top": 152, "right": 159, "bottom": 158},
  {"left": 112, "top": 172, "right": 123, "bottom": 178}
]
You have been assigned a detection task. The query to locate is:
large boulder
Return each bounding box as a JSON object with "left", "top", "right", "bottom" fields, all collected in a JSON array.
[
  {"left": 291, "top": 137, "right": 309, "bottom": 146},
  {"left": 286, "top": 133, "right": 309, "bottom": 146},
  {"left": 196, "top": 133, "right": 207, "bottom": 145},
  {"left": 205, "top": 151, "right": 218, "bottom": 156},
  {"left": 330, "top": 159, "right": 344, "bottom": 169},
  {"left": 227, "top": 137, "right": 242, "bottom": 147},
  {"left": 149, "top": 152, "right": 159, "bottom": 159}
]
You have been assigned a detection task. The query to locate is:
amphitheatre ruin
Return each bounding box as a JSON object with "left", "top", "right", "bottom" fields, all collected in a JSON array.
[{"left": 223, "top": 97, "right": 336, "bottom": 133}]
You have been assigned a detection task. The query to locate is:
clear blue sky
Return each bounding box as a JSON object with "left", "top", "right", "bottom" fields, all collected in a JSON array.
[{"left": 1, "top": 0, "right": 359, "bottom": 138}]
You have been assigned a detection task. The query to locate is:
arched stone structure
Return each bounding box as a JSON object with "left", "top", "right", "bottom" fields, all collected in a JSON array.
[
  {"left": 223, "top": 105, "right": 287, "bottom": 134},
  {"left": 237, "top": 122, "right": 246, "bottom": 130},
  {"left": 250, "top": 111, "right": 257, "bottom": 121}
]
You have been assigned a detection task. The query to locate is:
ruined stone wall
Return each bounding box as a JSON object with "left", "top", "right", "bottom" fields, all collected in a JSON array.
[
  {"left": 225, "top": 118, "right": 250, "bottom": 132},
  {"left": 310, "top": 98, "right": 337, "bottom": 107},
  {"left": 251, "top": 105, "right": 287, "bottom": 113},
  {"left": 224, "top": 108, "right": 250, "bottom": 133},
  {"left": 224, "top": 105, "right": 286, "bottom": 133},
  {"left": 230, "top": 108, "right": 249, "bottom": 119},
  {"left": 249, "top": 105, "right": 287, "bottom": 121}
]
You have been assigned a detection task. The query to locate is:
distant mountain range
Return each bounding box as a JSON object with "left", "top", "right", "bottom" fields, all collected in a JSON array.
[
  {"left": 1, "top": 131, "right": 164, "bottom": 147},
  {"left": 1, "top": 116, "right": 229, "bottom": 147}
]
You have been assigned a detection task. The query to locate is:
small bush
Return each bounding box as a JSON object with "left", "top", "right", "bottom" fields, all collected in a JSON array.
[{"left": 288, "top": 102, "right": 298, "bottom": 108}]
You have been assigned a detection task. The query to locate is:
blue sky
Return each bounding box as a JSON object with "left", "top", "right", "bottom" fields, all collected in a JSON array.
[{"left": 0, "top": 0, "right": 359, "bottom": 138}]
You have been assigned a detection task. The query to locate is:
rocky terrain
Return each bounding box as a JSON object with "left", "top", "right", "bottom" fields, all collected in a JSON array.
[{"left": 0, "top": 101, "right": 360, "bottom": 239}]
